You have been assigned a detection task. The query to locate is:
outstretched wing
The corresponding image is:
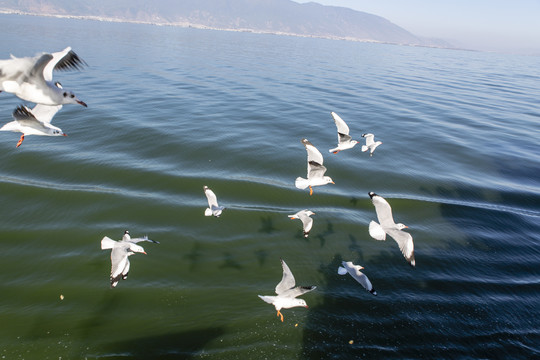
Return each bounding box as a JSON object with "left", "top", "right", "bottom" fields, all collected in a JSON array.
[
  {"left": 369, "top": 192, "right": 396, "bottom": 228},
  {"left": 43, "top": 47, "right": 87, "bottom": 82},
  {"left": 275, "top": 258, "right": 296, "bottom": 295},
  {"left": 284, "top": 285, "right": 317, "bottom": 298},
  {"left": 331, "top": 112, "right": 352, "bottom": 143},
  {"left": 204, "top": 186, "right": 219, "bottom": 209},
  {"left": 386, "top": 229, "right": 415, "bottom": 266},
  {"left": 302, "top": 138, "right": 324, "bottom": 166},
  {"left": 128, "top": 235, "right": 160, "bottom": 244},
  {"left": 30, "top": 104, "right": 62, "bottom": 124}
]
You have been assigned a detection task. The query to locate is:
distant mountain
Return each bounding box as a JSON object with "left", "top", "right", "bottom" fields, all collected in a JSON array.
[{"left": 0, "top": 0, "right": 452, "bottom": 48}]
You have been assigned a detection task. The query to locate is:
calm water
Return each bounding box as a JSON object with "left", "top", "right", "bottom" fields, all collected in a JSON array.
[{"left": 0, "top": 13, "right": 539, "bottom": 359}]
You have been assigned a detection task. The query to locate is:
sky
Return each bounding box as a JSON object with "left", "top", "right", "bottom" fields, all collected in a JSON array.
[{"left": 293, "top": 0, "right": 540, "bottom": 54}]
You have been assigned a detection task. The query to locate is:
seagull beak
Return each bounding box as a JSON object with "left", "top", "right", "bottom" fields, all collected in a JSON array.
[
  {"left": 331, "top": 181, "right": 335, "bottom": 184},
  {"left": 63, "top": 133, "right": 67, "bottom": 137},
  {"left": 304, "top": 305, "right": 309, "bottom": 308},
  {"left": 77, "top": 99, "right": 88, "bottom": 107},
  {"left": 142, "top": 251, "right": 147, "bottom": 255}
]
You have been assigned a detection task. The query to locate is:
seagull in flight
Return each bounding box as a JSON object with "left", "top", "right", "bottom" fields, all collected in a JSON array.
[
  {"left": 361, "top": 133, "right": 382, "bottom": 156},
  {"left": 329, "top": 112, "right": 358, "bottom": 153},
  {"left": 258, "top": 258, "right": 316, "bottom": 322},
  {"left": 368, "top": 192, "right": 415, "bottom": 266},
  {"left": 288, "top": 209, "right": 315, "bottom": 238},
  {"left": 101, "top": 230, "right": 160, "bottom": 288},
  {"left": 0, "top": 104, "right": 65, "bottom": 147},
  {"left": 338, "top": 261, "right": 377, "bottom": 295},
  {"left": 0, "top": 47, "right": 87, "bottom": 106},
  {"left": 295, "top": 138, "right": 334, "bottom": 195}
]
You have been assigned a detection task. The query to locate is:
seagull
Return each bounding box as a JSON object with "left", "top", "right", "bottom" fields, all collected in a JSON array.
[
  {"left": 368, "top": 192, "right": 415, "bottom": 266},
  {"left": 338, "top": 261, "right": 377, "bottom": 295},
  {"left": 361, "top": 133, "right": 382, "bottom": 156},
  {"left": 0, "top": 47, "right": 87, "bottom": 106},
  {"left": 295, "top": 138, "right": 334, "bottom": 195},
  {"left": 329, "top": 112, "right": 358, "bottom": 153},
  {"left": 204, "top": 185, "right": 225, "bottom": 217},
  {"left": 0, "top": 104, "right": 65, "bottom": 147},
  {"left": 101, "top": 230, "right": 160, "bottom": 288},
  {"left": 258, "top": 258, "right": 316, "bottom": 322},
  {"left": 288, "top": 209, "right": 315, "bottom": 238}
]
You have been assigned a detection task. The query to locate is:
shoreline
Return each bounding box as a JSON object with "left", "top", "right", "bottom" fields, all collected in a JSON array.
[{"left": 0, "top": 10, "right": 454, "bottom": 50}]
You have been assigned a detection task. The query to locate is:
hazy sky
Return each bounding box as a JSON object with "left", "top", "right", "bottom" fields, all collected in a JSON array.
[{"left": 293, "top": 0, "right": 540, "bottom": 54}]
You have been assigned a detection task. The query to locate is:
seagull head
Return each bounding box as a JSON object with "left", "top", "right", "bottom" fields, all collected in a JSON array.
[
  {"left": 396, "top": 223, "right": 409, "bottom": 230},
  {"left": 60, "top": 89, "right": 87, "bottom": 107},
  {"left": 324, "top": 176, "right": 335, "bottom": 185},
  {"left": 128, "top": 243, "right": 147, "bottom": 255}
]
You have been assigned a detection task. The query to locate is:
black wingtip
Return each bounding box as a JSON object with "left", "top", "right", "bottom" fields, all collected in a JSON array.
[
  {"left": 370, "top": 289, "right": 378, "bottom": 296},
  {"left": 12, "top": 105, "right": 33, "bottom": 119},
  {"left": 368, "top": 192, "right": 377, "bottom": 198}
]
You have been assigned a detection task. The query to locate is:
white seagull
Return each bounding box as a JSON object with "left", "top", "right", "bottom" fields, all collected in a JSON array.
[
  {"left": 361, "top": 133, "right": 382, "bottom": 156},
  {"left": 338, "top": 261, "right": 377, "bottom": 295},
  {"left": 0, "top": 47, "right": 87, "bottom": 106},
  {"left": 288, "top": 209, "right": 315, "bottom": 238},
  {"left": 368, "top": 192, "right": 415, "bottom": 266},
  {"left": 258, "top": 258, "right": 316, "bottom": 322},
  {"left": 101, "top": 230, "right": 160, "bottom": 288},
  {"left": 329, "top": 112, "right": 358, "bottom": 153},
  {"left": 295, "top": 138, "right": 334, "bottom": 195},
  {"left": 0, "top": 104, "right": 65, "bottom": 147},
  {"left": 204, "top": 185, "right": 225, "bottom": 217}
]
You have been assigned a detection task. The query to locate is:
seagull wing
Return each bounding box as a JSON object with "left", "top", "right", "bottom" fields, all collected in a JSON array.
[
  {"left": 110, "top": 245, "right": 129, "bottom": 282},
  {"left": 204, "top": 186, "right": 219, "bottom": 209},
  {"left": 43, "top": 47, "right": 87, "bottom": 82},
  {"left": 386, "top": 229, "right": 415, "bottom": 266},
  {"left": 30, "top": 104, "right": 62, "bottom": 124},
  {"left": 342, "top": 262, "right": 376, "bottom": 295},
  {"left": 128, "top": 235, "right": 160, "bottom": 244},
  {"left": 370, "top": 193, "right": 396, "bottom": 228},
  {"left": 301, "top": 215, "right": 313, "bottom": 235},
  {"left": 308, "top": 161, "right": 327, "bottom": 180},
  {"left": 275, "top": 258, "right": 296, "bottom": 295},
  {"left": 11, "top": 105, "right": 48, "bottom": 132},
  {"left": 331, "top": 111, "right": 351, "bottom": 140},
  {"left": 302, "top": 138, "right": 324, "bottom": 166},
  {"left": 284, "top": 285, "right": 317, "bottom": 298}
]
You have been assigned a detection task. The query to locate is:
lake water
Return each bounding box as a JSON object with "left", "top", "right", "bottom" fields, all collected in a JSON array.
[{"left": 0, "top": 13, "right": 539, "bottom": 359}]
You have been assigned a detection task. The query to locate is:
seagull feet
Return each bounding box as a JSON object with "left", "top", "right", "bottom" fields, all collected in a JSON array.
[
  {"left": 277, "top": 310, "right": 284, "bottom": 322},
  {"left": 309, "top": 186, "right": 313, "bottom": 196},
  {"left": 16, "top": 135, "right": 24, "bottom": 148},
  {"left": 333, "top": 150, "right": 339, "bottom": 154}
]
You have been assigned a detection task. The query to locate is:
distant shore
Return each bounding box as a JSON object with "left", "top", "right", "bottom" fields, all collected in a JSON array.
[{"left": 0, "top": 10, "right": 454, "bottom": 50}]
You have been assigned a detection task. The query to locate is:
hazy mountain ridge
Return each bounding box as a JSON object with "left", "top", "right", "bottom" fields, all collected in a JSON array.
[{"left": 0, "top": 0, "right": 452, "bottom": 48}]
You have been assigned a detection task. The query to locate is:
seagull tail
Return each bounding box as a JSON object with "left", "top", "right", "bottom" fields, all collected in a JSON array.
[
  {"left": 295, "top": 177, "right": 309, "bottom": 190},
  {"left": 361, "top": 145, "right": 368, "bottom": 152}
]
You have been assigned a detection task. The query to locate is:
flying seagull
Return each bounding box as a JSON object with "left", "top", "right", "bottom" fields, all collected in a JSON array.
[
  {"left": 0, "top": 47, "right": 87, "bottom": 106},
  {"left": 295, "top": 138, "right": 334, "bottom": 195},
  {"left": 338, "top": 261, "right": 377, "bottom": 295},
  {"left": 361, "top": 133, "right": 382, "bottom": 156},
  {"left": 368, "top": 192, "right": 415, "bottom": 266},
  {"left": 288, "top": 209, "right": 315, "bottom": 238},
  {"left": 258, "top": 258, "right": 316, "bottom": 322},
  {"left": 329, "top": 112, "right": 358, "bottom": 153},
  {"left": 203, "top": 185, "right": 225, "bottom": 217},
  {"left": 101, "top": 230, "right": 160, "bottom": 288},
  {"left": 0, "top": 104, "right": 65, "bottom": 147}
]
